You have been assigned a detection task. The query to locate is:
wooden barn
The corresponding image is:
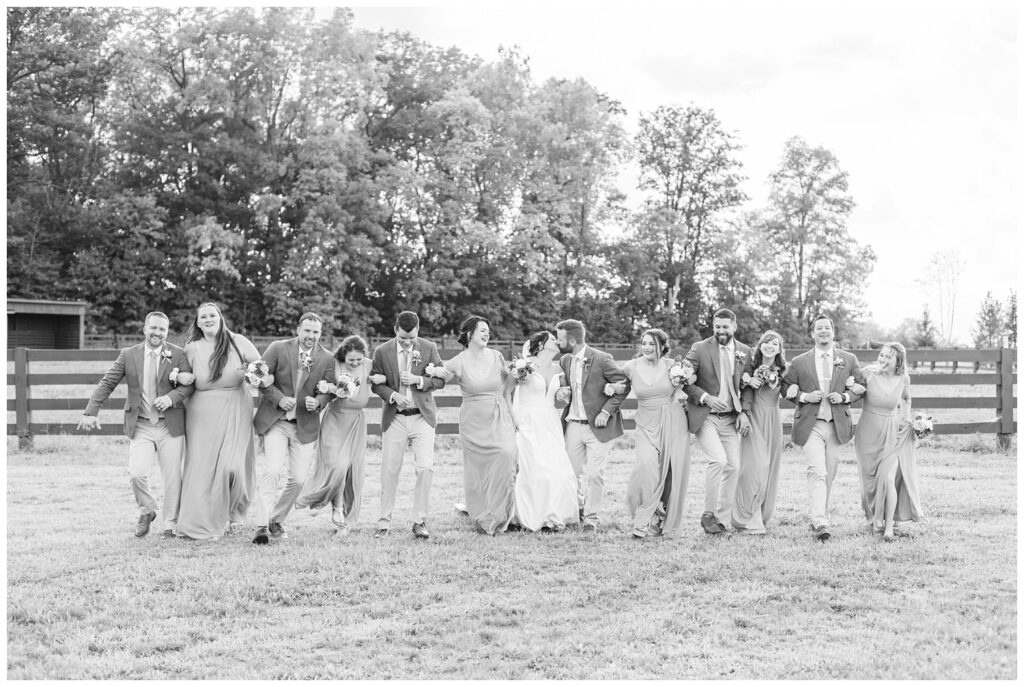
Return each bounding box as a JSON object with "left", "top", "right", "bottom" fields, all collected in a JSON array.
[{"left": 6, "top": 298, "right": 87, "bottom": 349}]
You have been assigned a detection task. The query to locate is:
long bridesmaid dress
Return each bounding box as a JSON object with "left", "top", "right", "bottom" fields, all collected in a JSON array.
[{"left": 732, "top": 366, "right": 784, "bottom": 533}]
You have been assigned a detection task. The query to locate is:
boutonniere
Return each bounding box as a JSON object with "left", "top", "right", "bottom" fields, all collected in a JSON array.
[
  {"left": 161, "top": 348, "right": 173, "bottom": 362},
  {"left": 582, "top": 357, "right": 593, "bottom": 370},
  {"left": 299, "top": 350, "right": 312, "bottom": 371},
  {"left": 833, "top": 357, "right": 846, "bottom": 370},
  {"left": 411, "top": 350, "right": 422, "bottom": 366},
  {"left": 734, "top": 351, "right": 745, "bottom": 365}
]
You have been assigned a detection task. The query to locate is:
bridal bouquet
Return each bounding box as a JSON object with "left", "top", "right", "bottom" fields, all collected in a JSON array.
[
  {"left": 244, "top": 360, "right": 270, "bottom": 386},
  {"left": 911, "top": 411, "right": 934, "bottom": 439},
  {"left": 507, "top": 356, "right": 538, "bottom": 383},
  {"left": 668, "top": 359, "right": 695, "bottom": 387}
]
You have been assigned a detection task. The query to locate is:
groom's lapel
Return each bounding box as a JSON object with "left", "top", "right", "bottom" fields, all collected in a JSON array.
[
  {"left": 131, "top": 345, "right": 145, "bottom": 389},
  {"left": 707, "top": 339, "right": 721, "bottom": 386},
  {"left": 387, "top": 338, "right": 401, "bottom": 385},
  {"left": 580, "top": 346, "right": 593, "bottom": 388},
  {"left": 806, "top": 351, "right": 822, "bottom": 392}
]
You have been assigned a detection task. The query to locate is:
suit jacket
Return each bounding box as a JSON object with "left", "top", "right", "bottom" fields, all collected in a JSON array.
[
  {"left": 782, "top": 347, "right": 865, "bottom": 446},
  {"left": 556, "top": 345, "right": 628, "bottom": 443},
  {"left": 683, "top": 336, "right": 752, "bottom": 433},
  {"left": 370, "top": 337, "right": 445, "bottom": 432},
  {"left": 253, "top": 338, "right": 335, "bottom": 444},
  {"left": 84, "top": 342, "right": 194, "bottom": 438}
]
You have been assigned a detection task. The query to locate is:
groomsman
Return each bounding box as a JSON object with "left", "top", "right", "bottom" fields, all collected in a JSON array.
[
  {"left": 78, "top": 312, "right": 194, "bottom": 538},
  {"left": 782, "top": 314, "right": 865, "bottom": 541},
  {"left": 554, "top": 318, "right": 629, "bottom": 533},
  {"left": 252, "top": 312, "right": 335, "bottom": 544},
  {"left": 370, "top": 311, "right": 446, "bottom": 540},
  {"left": 683, "top": 308, "right": 752, "bottom": 536}
]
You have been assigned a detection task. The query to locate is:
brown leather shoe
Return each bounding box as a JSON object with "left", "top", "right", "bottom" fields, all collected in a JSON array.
[
  {"left": 412, "top": 522, "right": 430, "bottom": 540},
  {"left": 252, "top": 526, "right": 270, "bottom": 545},
  {"left": 135, "top": 512, "right": 156, "bottom": 538},
  {"left": 813, "top": 525, "right": 832, "bottom": 542},
  {"left": 700, "top": 511, "right": 723, "bottom": 535}
]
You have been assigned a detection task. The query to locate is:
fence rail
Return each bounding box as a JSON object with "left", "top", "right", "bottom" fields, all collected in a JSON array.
[{"left": 7, "top": 347, "right": 1017, "bottom": 449}]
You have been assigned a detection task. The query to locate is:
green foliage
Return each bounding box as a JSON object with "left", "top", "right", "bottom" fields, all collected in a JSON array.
[
  {"left": 914, "top": 304, "right": 938, "bottom": 348},
  {"left": 971, "top": 291, "right": 1005, "bottom": 348}
]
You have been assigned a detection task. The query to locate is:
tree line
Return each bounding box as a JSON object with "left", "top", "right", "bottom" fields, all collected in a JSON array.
[{"left": 7, "top": 7, "right": 877, "bottom": 347}]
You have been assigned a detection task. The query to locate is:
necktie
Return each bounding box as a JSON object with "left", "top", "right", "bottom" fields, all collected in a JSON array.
[
  {"left": 289, "top": 349, "right": 309, "bottom": 420},
  {"left": 145, "top": 350, "right": 159, "bottom": 422},
  {"left": 819, "top": 352, "right": 833, "bottom": 421},
  {"left": 718, "top": 346, "right": 738, "bottom": 410},
  {"left": 401, "top": 348, "right": 413, "bottom": 400}
]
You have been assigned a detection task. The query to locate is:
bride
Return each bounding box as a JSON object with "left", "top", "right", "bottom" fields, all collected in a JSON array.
[{"left": 509, "top": 331, "right": 581, "bottom": 532}]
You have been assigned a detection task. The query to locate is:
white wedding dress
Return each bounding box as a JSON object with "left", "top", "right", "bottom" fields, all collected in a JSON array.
[{"left": 511, "top": 366, "right": 580, "bottom": 531}]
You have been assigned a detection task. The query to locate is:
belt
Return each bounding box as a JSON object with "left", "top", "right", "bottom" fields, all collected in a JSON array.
[
  {"left": 396, "top": 408, "right": 421, "bottom": 416},
  {"left": 567, "top": 418, "right": 589, "bottom": 424},
  {"left": 710, "top": 410, "right": 737, "bottom": 418}
]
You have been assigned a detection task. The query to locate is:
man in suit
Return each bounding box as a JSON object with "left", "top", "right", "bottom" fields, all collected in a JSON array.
[
  {"left": 554, "top": 319, "right": 629, "bottom": 533},
  {"left": 370, "top": 311, "right": 446, "bottom": 540},
  {"left": 252, "top": 312, "right": 335, "bottom": 544},
  {"left": 782, "top": 313, "right": 865, "bottom": 541},
  {"left": 79, "top": 312, "right": 195, "bottom": 538},
  {"left": 683, "top": 308, "right": 752, "bottom": 536}
]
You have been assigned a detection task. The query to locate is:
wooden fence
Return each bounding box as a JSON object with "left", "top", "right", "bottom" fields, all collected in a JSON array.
[{"left": 7, "top": 346, "right": 1017, "bottom": 449}]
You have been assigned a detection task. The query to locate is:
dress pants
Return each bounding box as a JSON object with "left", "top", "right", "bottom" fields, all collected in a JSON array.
[
  {"left": 804, "top": 419, "right": 843, "bottom": 528},
  {"left": 128, "top": 417, "right": 185, "bottom": 531},
  {"left": 695, "top": 414, "right": 741, "bottom": 525},
  {"left": 254, "top": 419, "right": 316, "bottom": 526},
  {"left": 377, "top": 414, "right": 435, "bottom": 529},
  {"left": 565, "top": 421, "right": 613, "bottom": 526}
]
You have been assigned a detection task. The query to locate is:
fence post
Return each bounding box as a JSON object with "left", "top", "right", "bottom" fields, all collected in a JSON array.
[
  {"left": 997, "top": 347, "right": 1015, "bottom": 451},
  {"left": 14, "top": 347, "right": 32, "bottom": 450}
]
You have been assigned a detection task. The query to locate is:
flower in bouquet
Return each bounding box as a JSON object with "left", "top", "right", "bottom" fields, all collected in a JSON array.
[
  {"left": 668, "top": 359, "right": 695, "bottom": 387},
  {"left": 315, "top": 379, "right": 338, "bottom": 395},
  {"left": 911, "top": 411, "right": 934, "bottom": 439},
  {"left": 244, "top": 360, "right": 270, "bottom": 386},
  {"left": 753, "top": 364, "right": 780, "bottom": 389},
  {"left": 334, "top": 372, "right": 360, "bottom": 399},
  {"left": 507, "top": 356, "right": 537, "bottom": 382},
  {"left": 424, "top": 363, "right": 446, "bottom": 378},
  {"left": 169, "top": 367, "right": 181, "bottom": 386}
]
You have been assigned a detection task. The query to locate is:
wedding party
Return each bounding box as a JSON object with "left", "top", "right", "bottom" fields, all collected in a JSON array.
[{"left": 6, "top": 4, "right": 1016, "bottom": 681}]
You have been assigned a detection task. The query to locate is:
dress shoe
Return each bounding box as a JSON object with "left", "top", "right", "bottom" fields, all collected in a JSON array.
[
  {"left": 135, "top": 511, "right": 157, "bottom": 538},
  {"left": 412, "top": 522, "right": 430, "bottom": 539},
  {"left": 252, "top": 526, "right": 270, "bottom": 545},
  {"left": 268, "top": 521, "right": 288, "bottom": 538},
  {"left": 813, "top": 525, "right": 831, "bottom": 542},
  {"left": 700, "top": 511, "right": 723, "bottom": 535},
  {"left": 160, "top": 529, "right": 176, "bottom": 540},
  {"left": 373, "top": 528, "right": 390, "bottom": 539}
]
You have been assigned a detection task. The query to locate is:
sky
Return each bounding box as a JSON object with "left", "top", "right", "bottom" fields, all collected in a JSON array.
[{"left": 347, "top": 1, "right": 1020, "bottom": 344}]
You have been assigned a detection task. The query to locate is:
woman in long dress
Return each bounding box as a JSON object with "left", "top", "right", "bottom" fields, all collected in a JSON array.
[
  {"left": 442, "top": 315, "right": 517, "bottom": 535},
  {"left": 508, "top": 331, "right": 580, "bottom": 532},
  {"left": 854, "top": 341, "right": 924, "bottom": 541},
  {"left": 615, "top": 329, "right": 692, "bottom": 539},
  {"left": 732, "top": 330, "right": 787, "bottom": 534},
  {"left": 175, "top": 303, "right": 262, "bottom": 540},
  {"left": 295, "top": 336, "right": 385, "bottom": 536}
]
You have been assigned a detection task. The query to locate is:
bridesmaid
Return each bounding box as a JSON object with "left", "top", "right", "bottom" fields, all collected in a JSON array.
[
  {"left": 442, "top": 315, "right": 517, "bottom": 535},
  {"left": 614, "top": 329, "right": 692, "bottom": 539},
  {"left": 732, "top": 330, "right": 787, "bottom": 534},
  {"left": 175, "top": 303, "right": 262, "bottom": 540},
  {"left": 295, "top": 335, "right": 385, "bottom": 536},
  {"left": 854, "top": 341, "right": 924, "bottom": 541}
]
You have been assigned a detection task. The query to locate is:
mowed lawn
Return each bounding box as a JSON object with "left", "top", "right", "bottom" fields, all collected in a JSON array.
[{"left": 6, "top": 433, "right": 1017, "bottom": 679}]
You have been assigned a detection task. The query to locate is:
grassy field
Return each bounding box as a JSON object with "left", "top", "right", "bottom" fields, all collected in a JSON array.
[{"left": 6, "top": 431, "right": 1017, "bottom": 679}]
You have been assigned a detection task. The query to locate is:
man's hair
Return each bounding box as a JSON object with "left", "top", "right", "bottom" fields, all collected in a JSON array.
[
  {"left": 712, "top": 308, "right": 737, "bottom": 322},
  {"left": 555, "top": 319, "right": 586, "bottom": 344},
  {"left": 144, "top": 311, "right": 169, "bottom": 324},
  {"left": 298, "top": 312, "right": 322, "bottom": 327},
  {"left": 396, "top": 311, "right": 419, "bottom": 333}
]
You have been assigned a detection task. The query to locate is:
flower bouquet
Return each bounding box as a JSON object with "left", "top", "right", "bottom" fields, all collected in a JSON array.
[
  {"left": 316, "top": 374, "right": 360, "bottom": 399},
  {"left": 753, "top": 364, "right": 780, "bottom": 389},
  {"left": 911, "top": 411, "right": 934, "bottom": 439},
  {"left": 244, "top": 360, "right": 270, "bottom": 387},
  {"left": 507, "top": 356, "right": 537, "bottom": 383},
  {"left": 424, "top": 363, "right": 447, "bottom": 379},
  {"left": 668, "top": 359, "right": 695, "bottom": 387}
]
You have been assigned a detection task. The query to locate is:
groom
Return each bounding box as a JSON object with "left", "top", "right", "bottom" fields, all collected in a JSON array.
[
  {"left": 78, "top": 311, "right": 194, "bottom": 538},
  {"left": 554, "top": 319, "right": 629, "bottom": 533},
  {"left": 683, "top": 308, "right": 752, "bottom": 536},
  {"left": 252, "top": 312, "right": 335, "bottom": 544},
  {"left": 782, "top": 313, "right": 865, "bottom": 542}
]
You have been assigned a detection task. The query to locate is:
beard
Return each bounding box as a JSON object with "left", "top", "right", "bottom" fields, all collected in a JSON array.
[
  {"left": 557, "top": 342, "right": 574, "bottom": 355},
  {"left": 715, "top": 331, "right": 733, "bottom": 346}
]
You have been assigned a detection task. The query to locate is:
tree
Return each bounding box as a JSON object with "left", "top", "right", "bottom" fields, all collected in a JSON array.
[
  {"left": 917, "top": 249, "right": 966, "bottom": 347},
  {"left": 761, "top": 136, "right": 875, "bottom": 339},
  {"left": 971, "top": 291, "right": 1004, "bottom": 348},
  {"left": 914, "top": 304, "right": 938, "bottom": 348},
  {"left": 634, "top": 104, "right": 747, "bottom": 329},
  {"left": 1006, "top": 291, "right": 1017, "bottom": 349}
]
